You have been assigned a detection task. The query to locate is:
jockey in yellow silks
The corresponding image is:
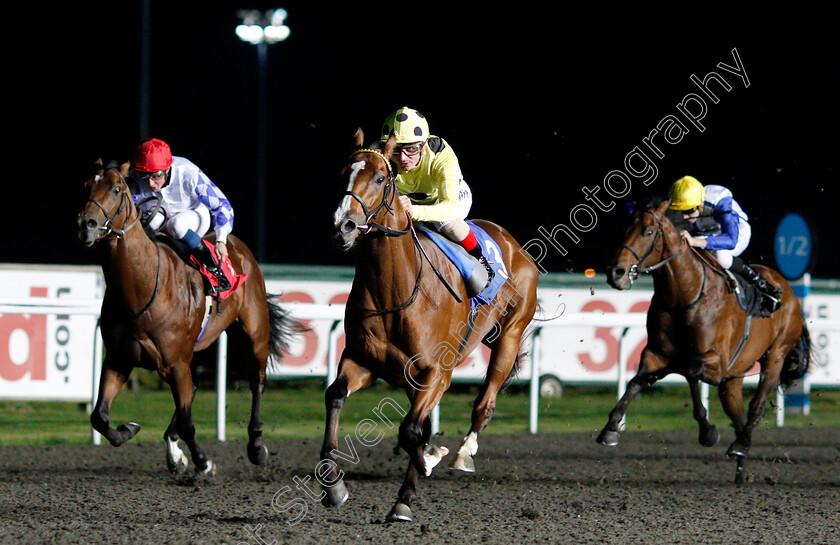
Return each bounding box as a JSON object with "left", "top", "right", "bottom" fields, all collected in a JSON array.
[{"left": 380, "top": 106, "right": 494, "bottom": 283}]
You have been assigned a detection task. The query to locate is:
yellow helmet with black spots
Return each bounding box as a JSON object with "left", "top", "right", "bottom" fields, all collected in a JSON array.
[
  {"left": 381, "top": 107, "right": 429, "bottom": 143},
  {"left": 669, "top": 176, "right": 706, "bottom": 210}
]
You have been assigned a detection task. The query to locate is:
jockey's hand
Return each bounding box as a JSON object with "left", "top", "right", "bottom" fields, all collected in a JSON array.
[
  {"left": 681, "top": 230, "right": 707, "bottom": 248},
  {"left": 398, "top": 195, "right": 414, "bottom": 214},
  {"left": 215, "top": 241, "right": 229, "bottom": 262}
]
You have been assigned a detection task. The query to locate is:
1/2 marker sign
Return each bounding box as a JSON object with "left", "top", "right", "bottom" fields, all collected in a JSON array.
[{"left": 774, "top": 213, "right": 813, "bottom": 280}]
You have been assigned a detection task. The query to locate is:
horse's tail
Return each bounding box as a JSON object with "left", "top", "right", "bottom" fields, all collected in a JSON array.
[
  {"left": 781, "top": 321, "right": 813, "bottom": 388},
  {"left": 266, "top": 294, "right": 308, "bottom": 364}
]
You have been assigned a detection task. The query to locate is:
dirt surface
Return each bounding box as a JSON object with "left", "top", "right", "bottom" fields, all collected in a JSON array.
[{"left": 1, "top": 427, "right": 838, "bottom": 544}]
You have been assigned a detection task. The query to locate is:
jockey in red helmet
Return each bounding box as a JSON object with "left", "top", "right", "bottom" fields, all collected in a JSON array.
[{"left": 129, "top": 138, "right": 233, "bottom": 294}]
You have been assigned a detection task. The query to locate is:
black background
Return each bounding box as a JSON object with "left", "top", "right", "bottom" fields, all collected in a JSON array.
[{"left": 8, "top": 4, "right": 837, "bottom": 278}]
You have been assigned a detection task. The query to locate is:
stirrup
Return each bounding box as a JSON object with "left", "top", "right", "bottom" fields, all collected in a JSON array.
[{"left": 479, "top": 255, "right": 495, "bottom": 286}]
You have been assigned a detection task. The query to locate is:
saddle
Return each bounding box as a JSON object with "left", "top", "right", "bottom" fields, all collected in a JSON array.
[
  {"left": 417, "top": 221, "right": 508, "bottom": 308},
  {"left": 722, "top": 269, "right": 773, "bottom": 319},
  {"left": 155, "top": 235, "right": 247, "bottom": 300}
]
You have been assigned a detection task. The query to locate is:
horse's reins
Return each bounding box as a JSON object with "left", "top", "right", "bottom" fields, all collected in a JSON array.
[
  {"left": 88, "top": 168, "right": 161, "bottom": 319},
  {"left": 345, "top": 149, "right": 463, "bottom": 314},
  {"left": 624, "top": 209, "right": 709, "bottom": 309}
]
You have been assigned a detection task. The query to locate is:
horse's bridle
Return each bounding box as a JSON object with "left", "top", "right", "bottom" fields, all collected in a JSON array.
[
  {"left": 85, "top": 168, "right": 145, "bottom": 240},
  {"left": 624, "top": 209, "right": 686, "bottom": 282},
  {"left": 86, "top": 166, "right": 162, "bottom": 319},
  {"left": 342, "top": 148, "right": 463, "bottom": 314},
  {"left": 344, "top": 148, "right": 412, "bottom": 238}
]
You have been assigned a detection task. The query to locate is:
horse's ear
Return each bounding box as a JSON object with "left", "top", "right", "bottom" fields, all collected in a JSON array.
[
  {"left": 382, "top": 131, "right": 397, "bottom": 158},
  {"left": 95, "top": 158, "right": 104, "bottom": 166},
  {"left": 120, "top": 161, "right": 131, "bottom": 178},
  {"left": 353, "top": 128, "right": 364, "bottom": 149}
]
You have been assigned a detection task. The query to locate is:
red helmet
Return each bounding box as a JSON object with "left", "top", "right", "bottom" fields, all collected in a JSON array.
[{"left": 133, "top": 138, "right": 173, "bottom": 172}]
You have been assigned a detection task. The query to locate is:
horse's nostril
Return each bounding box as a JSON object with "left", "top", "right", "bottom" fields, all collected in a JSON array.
[{"left": 341, "top": 219, "right": 356, "bottom": 234}]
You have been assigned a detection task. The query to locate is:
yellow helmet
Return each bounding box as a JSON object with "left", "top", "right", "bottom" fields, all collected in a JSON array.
[
  {"left": 381, "top": 107, "right": 429, "bottom": 143},
  {"left": 668, "top": 176, "right": 705, "bottom": 210}
]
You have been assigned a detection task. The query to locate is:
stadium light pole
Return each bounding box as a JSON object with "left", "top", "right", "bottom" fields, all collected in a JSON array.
[{"left": 235, "top": 9, "right": 290, "bottom": 263}]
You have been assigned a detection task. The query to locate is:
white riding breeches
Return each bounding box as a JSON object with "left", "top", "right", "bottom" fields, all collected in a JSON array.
[
  {"left": 431, "top": 179, "right": 473, "bottom": 241},
  {"left": 149, "top": 205, "right": 211, "bottom": 240},
  {"left": 706, "top": 219, "right": 751, "bottom": 269}
]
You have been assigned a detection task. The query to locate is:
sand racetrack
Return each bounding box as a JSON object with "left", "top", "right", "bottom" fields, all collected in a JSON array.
[{"left": 1, "top": 426, "right": 838, "bottom": 544}]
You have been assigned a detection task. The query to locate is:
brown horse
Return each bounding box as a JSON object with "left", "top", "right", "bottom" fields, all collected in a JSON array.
[
  {"left": 77, "top": 160, "right": 301, "bottom": 475},
  {"left": 600, "top": 198, "right": 811, "bottom": 483},
  {"left": 323, "top": 130, "right": 539, "bottom": 521}
]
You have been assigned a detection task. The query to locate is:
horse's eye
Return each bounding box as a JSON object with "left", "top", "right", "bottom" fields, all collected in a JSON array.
[
  {"left": 113, "top": 186, "right": 121, "bottom": 194},
  {"left": 375, "top": 175, "right": 385, "bottom": 186},
  {"left": 644, "top": 229, "right": 654, "bottom": 236}
]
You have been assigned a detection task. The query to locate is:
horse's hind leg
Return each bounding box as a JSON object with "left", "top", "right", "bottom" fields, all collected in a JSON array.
[
  {"left": 90, "top": 362, "right": 141, "bottom": 447},
  {"left": 320, "top": 356, "right": 374, "bottom": 509},
  {"left": 688, "top": 377, "right": 719, "bottom": 447},
  {"left": 450, "top": 328, "right": 522, "bottom": 473}
]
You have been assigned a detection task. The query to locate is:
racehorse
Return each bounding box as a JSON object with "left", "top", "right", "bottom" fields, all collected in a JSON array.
[
  {"left": 599, "top": 197, "right": 811, "bottom": 483},
  {"left": 77, "top": 160, "right": 301, "bottom": 475},
  {"left": 324, "top": 130, "right": 539, "bottom": 521}
]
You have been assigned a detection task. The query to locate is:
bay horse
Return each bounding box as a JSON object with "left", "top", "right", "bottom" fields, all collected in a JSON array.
[
  {"left": 77, "top": 160, "right": 301, "bottom": 475},
  {"left": 323, "top": 130, "right": 539, "bottom": 521},
  {"left": 600, "top": 198, "right": 811, "bottom": 483}
]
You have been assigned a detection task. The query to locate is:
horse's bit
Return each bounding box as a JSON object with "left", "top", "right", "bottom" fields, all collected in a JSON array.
[
  {"left": 623, "top": 209, "right": 685, "bottom": 282},
  {"left": 85, "top": 168, "right": 147, "bottom": 240},
  {"left": 342, "top": 148, "right": 463, "bottom": 313}
]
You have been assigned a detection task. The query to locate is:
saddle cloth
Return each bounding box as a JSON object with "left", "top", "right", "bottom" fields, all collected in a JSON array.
[
  {"left": 417, "top": 221, "right": 508, "bottom": 308},
  {"left": 188, "top": 239, "right": 248, "bottom": 300}
]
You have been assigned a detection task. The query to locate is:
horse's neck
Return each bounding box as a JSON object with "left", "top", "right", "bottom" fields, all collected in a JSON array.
[
  {"left": 655, "top": 234, "right": 706, "bottom": 308},
  {"left": 355, "top": 231, "right": 417, "bottom": 306},
  {"left": 101, "top": 228, "right": 161, "bottom": 307}
]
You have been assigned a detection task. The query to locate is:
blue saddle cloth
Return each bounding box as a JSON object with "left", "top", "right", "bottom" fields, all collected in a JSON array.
[{"left": 418, "top": 221, "right": 508, "bottom": 308}]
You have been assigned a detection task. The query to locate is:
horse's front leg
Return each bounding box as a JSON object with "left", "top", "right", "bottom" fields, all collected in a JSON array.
[
  {"left": 90, "top": 362, "right": 141, "bottom": 447},
  {"left": 388, "top": 376, "right": 448, "bottom": 523},
  {"left": 688, "top": 377, "right": 719, "bottom": 447},
  {"left": 168, "top": 364, "right": 214, "bottom": 475},
  {"left": 163, "top": 384, "right": 196, "bottom": 474},
  {"left": 596, "top": 348, "right": 667, "bottom": 447},
  {"left": 320, "top": 356, "right": 374, "bottom": 509}
]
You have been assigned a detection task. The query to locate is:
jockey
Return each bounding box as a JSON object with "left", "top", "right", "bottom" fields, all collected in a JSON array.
[
  {"left": 128, "top": 138, "right": 233, "bottom": 294},
  {"left": 668, "top": 175, "right": 782, "bottom": 313},
  {"left": 380, "top": 106, "right": 494, "bottom": 284}
]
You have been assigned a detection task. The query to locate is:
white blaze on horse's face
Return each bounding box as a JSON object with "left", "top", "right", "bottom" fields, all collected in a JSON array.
[{"left": 333, "top": 160, "right": 367, "bottom": 226}]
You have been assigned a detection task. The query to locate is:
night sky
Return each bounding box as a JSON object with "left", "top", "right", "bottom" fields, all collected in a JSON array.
[{"left": 9, "top": 4, "right": 838, "bottom": 279}]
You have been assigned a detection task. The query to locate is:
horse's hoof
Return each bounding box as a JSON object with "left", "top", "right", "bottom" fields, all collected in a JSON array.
[
  {"left": 422, "top": 445, "right": 449, "bottom": 476},
  {"left": 596, "top": 429, "right": 619, "bottom": 447},
  {"left": 386, "top": 502, "right": 413, "bottom": 522},
  {"left": 449, "top": 453, "right": 475, "bottom": 473},
  {"left": 699, "top": 426, "right": 720, "bottom": 447},
  {"left": 167, "top": 452, "right": 189, "bottom": 474},
  {"left": 248, "top": 444, "right": 270, "bottom": 466},
  {"left": 726, "top": 443, "right": 748, "bottom": 458},
  {"left": 196, "top": 460, "right": 216, "bottom": 477},
  {"left": 117, "top": 422, "right": 141, "bottom": 442},
  {"left": 321, "top": 480, "right": 349, "bottom": 508}
]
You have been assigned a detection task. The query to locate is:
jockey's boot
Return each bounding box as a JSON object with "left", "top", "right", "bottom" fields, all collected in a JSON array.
[
  {"left": 740, "top": 262, "right": 783, "bottom": 314},
  {"left": 467, "top": 245, "right": 495, "bottom": 289},
  {"left": 193, "top": 243, "right": 231, "bottom": 295}
]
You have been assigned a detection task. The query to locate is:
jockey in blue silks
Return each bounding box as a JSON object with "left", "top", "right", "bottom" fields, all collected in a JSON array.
[{"left": 668, "top": 175, "right": 782, "bottom": 314}]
